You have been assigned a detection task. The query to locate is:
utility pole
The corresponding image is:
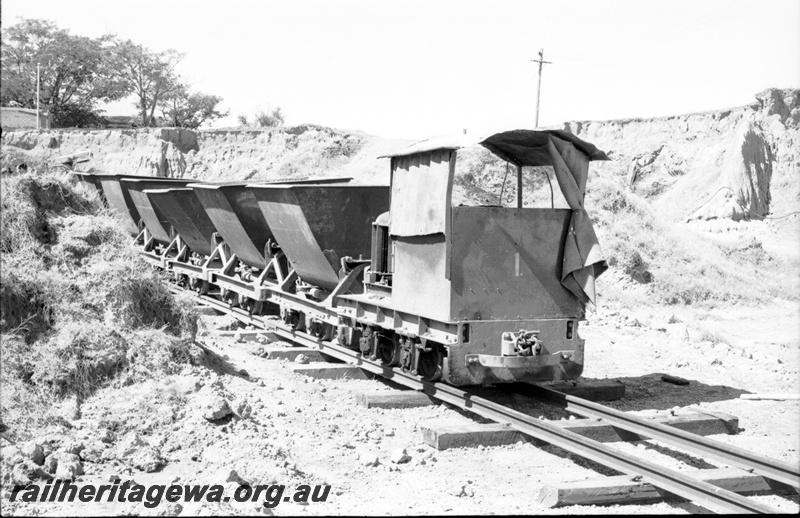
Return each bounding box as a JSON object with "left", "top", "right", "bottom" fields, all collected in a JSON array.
[
  {"left": 531, "top": 49, "right": 551, "bottom": 128},
  {"left": 36, "top": 62, "right": 41, "bottom": 130}
]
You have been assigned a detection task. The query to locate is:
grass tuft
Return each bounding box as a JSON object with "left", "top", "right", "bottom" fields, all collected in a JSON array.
[{"left": 0, "top": 170, "right": 199, "bottom": 440}]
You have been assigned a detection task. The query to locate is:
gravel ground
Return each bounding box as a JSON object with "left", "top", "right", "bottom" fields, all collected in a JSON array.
[{"left": 2, "top": 301, "right": 798, "bottom": 516}]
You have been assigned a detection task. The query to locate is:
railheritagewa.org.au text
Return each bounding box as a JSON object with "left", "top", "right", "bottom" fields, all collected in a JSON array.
[{"left": 10, "top": 480, "right": 331, "bottom": 509}]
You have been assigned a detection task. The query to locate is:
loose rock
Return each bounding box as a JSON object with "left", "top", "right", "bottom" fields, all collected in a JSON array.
[
  {"left": 234, "top": 399, "right": 253, "bottom": 419},
  {"left": 54, "top": 453, "right": 83, "bottom": 480},
  {"left": 61, "top": 440, "right": 85, "bottom": 457},
  {"left": 130, "top": 446, "right": 166, "bottom": 473},
  {"left": 43, "top": 454, "right": 59, "bottom": 474},
  {"left": 360, "top": 453, "right": 379, "bottom": 467},
  {"left": 1, "top": 445, "right": 25, "bottom": 467},
  {"left": 20, "top": 442, "right": 45, "bottom": 465},
  {"left": 390, "top": 448, "right": 410, "bottom": 464},
  {"left": 203, "top": 395, "right": 233, "bottom": 421},
  {"left": 116, "top": 433, "right": 147, "bottom": 458}
]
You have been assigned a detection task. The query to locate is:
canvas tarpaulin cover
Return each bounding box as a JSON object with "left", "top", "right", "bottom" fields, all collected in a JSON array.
[
  {"left": 546, "top": 134, "right": 608, "bottom": 305},
  {"left": 479, "top": 130, "right": 609, "bottom": 305}
]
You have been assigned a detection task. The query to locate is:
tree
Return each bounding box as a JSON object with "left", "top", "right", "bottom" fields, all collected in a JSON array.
[
  {"left": 160, "top": 86, "right": 227, "bottom": 129},
  {"left": 253, "top": 107, "right": 285, "bottom": 127},
  {"left": 111, "top": 40, "right": 184, "bottom": 127},
  {"left": 1, "top": 18, "right": 126, "bottom": 126}
]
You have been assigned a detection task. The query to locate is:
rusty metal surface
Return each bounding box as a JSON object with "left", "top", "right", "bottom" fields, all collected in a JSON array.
[
  {"left": 248, "top": 185, "right": 390, "bottom": 291},
  {"left": 148, "top": 188, "right": 219, "bottom": 256},
  {"left": 191, "top": 184, "right": 273, "bottom": 268},
  {"left": 122, "top": 179, "right": 190, "bottom": 244},
  {"left": 450, "top": 207, "right": 582, "bottom": 320}
]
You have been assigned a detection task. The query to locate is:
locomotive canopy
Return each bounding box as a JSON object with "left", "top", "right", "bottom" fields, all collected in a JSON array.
[
  {"left": 77, "top": 128, "right": 609, "bottom": 387},
  {"left": 380, "top": 128, "right": 608, "bottom": 305}
]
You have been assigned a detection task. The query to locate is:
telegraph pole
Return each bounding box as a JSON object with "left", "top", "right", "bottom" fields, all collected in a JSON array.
[
  {"left": 36, "top": 62, "right": 41, "bottom": 130},
  {"left": 531, "top": 49, "right": 551, "bottom": 128}
]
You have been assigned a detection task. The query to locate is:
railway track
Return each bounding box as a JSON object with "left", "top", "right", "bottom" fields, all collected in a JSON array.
[{"left": 173, "top": 284, "right": 799, "bottom": 514}]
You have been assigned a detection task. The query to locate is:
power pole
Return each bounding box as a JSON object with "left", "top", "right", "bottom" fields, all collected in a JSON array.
[
  {"left": 36, "top": 62, "right": 41, "bottom": 130},
  {"left": 531, "top": 49, "right": 551, "bottom": 128}
]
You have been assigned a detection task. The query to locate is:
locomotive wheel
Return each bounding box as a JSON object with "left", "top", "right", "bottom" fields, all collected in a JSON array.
[
  {"left": 376, "top": 335, "right": 402, "bottom": 367},
  {"left": 337, "top": 325, "right": 361, "bottom": 350},
  {"left": 417, "top": 344, "right": 444, "bottom": 382}
]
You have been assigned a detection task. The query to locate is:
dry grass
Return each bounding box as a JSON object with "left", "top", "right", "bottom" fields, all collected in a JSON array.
[
  {"left": 590, "top": 176, "right": 798, "bottom": 306},
  {"left": 0, "top": 170, "right": 199, "bottom": 440}
]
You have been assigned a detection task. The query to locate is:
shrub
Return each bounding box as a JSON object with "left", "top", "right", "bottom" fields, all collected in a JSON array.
[
  {"left": 0, "top": 272, "right": 55, "bottom": 343},
  {"left": 113, "top": 275, "right": 197, "bottom": 337},
  {"left": 253, "top": 107, "right": 285, "bottom": 127},
  {"left": 0, "top": 170, "right": 199, "bottom": 438}
]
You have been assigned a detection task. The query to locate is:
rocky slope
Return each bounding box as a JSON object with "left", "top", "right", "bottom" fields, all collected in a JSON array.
[{"left": 565, "top": 88, "right": 799, "bottom": 224}]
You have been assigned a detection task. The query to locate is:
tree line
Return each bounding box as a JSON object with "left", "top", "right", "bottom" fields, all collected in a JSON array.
[{"left": 1, "top": 18, "right": 227, "bottom": 129}]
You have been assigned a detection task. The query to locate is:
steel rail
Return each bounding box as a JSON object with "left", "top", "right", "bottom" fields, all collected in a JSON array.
[
  {"left": 526, "top": 385, "right": 800, "bottom": 489},
  {"left": 179, "top": 287, "right": 781, "bottom": 514}
]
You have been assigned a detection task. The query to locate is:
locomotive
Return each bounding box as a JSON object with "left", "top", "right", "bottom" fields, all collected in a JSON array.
[{"left": 76, "top": 129, "right": 608, "bottom": 386}]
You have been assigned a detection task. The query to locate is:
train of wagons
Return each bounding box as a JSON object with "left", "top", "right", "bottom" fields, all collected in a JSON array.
[{"left": 73, "top": 129, "right": 609, "bottom": 386}]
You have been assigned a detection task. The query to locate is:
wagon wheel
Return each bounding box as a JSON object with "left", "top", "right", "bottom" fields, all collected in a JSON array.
[
  {"left": 309, "top": 320, "right": 334, "bottom": 341},
  {"left": 189, "top": 276, "right": 205, "bottom": 293},
  {"left": 376, "top": 334, "right": 402, "bottom": 367},
  {"left": 240, "top": 297, "right": 255, "bottom": 315},
  {"left": 281, "top": 308, "right": 305, "bottom": 331},
  {"left": 417, "top": 343, "right": 444, "bottom": 382},
  {"left": 337, "top": 325, "right": 361, "bottom": 350}
]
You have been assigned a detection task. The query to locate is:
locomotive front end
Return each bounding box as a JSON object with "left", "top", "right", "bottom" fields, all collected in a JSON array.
[{"left": 340, "top": 129, "right": 609, "bottom": 385}]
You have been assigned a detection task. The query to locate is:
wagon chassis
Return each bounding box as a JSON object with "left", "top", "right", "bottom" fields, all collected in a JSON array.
[{"left": 152, "top": 238, "right": 456, "bottom": 382}]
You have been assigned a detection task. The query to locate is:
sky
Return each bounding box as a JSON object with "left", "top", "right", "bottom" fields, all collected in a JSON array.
[{"left": 3, "top": 0, "right": 799, "bottom": 139}]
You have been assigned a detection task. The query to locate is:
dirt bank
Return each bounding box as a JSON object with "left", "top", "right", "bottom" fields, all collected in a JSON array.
[
  {"left": 566, "top": 88, "right": 799, "bottom": 224},
  {"left": 1, "top": 124, "right": 412, "bottom": 185}
]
